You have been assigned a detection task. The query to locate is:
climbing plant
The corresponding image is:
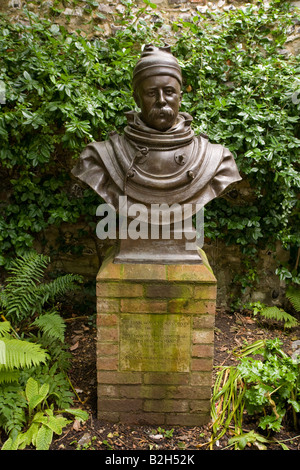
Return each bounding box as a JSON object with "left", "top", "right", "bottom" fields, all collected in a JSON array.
[
  {"left": 172, "top": 1, "right": 300, "bottom": 288},
  {"left": 0, "top": 1, "right": 299, "bottom": 290}
]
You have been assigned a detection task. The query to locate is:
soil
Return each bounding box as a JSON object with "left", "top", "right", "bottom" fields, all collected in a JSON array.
[{"left": 49, "top": 308, "right": 300, "bottom": 452}]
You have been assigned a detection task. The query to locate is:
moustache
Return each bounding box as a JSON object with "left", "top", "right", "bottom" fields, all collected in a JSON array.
[{"left": 148, "top": 107, "right": 175, "bottom": 120}]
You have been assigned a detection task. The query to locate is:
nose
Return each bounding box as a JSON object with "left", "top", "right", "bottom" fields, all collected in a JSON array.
[{"left": 157, "top": 89, "right": 167, "bottom": 106}]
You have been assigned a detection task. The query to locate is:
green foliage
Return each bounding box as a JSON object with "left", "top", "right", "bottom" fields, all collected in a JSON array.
[
  {"left": 246, "top": 301, "right": 299, "bottom": 329},
  {"left": 1, "top": 377, "right": 88, "bottom": 450},
  {"left": 0, "top": 334, "right": 48, "bottom": 375},
  {"left": 0, "top": 5, "right": 157, "bottom": 267},
  {"left": 0, "top": 1, "right": 299, "bottom": 290},
  {"left": 172, "top": 1, "right": 300, "bottom": 287},
  {"left": 286, "top": 286, "right": 300, "bottom": 312},
  {"left": 151, "top": 427, "right": 174, "bottom": 439},
  {"left": 21, "top": 363, "right": 74, "bottom": 409},
  {"left": 0, "top": 383, "right": 28, "bottom": 438},
  {"left": 211, "top": 365, "right": 245, "bottom": 447},
  {"left": 70, "top": 435, "right": 97, "bottom": 450},
  {"left": 0, "top": 251, "right": 82, "bottom": 325},
  {"left": 211, "top": 339, "right": 300, "bottom": 449},
  {"left": 0, "top": 252, "right": 85, "bottom": 449},
  {"left": 238, "top": 339, "right": 300, "bottom": 432},
  {"left": 227, "top": 430, "right": 269, "bottom": 451},
  {"left": 32, "top": 312, "right": 66, "bottom": 342},
  {"left": 257, "top": 306, "right": 299, "bottom": 328},
  {"left": 0, "top": 318, "right": 49, "bottom": 385}
]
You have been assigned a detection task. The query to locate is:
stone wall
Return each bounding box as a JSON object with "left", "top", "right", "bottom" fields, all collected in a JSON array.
[
  {"left": 2, "top": 0, "right": 300, "bottom": 56},
  {"left": 1, "top": 0, "right": 299, "bottom": 308}
]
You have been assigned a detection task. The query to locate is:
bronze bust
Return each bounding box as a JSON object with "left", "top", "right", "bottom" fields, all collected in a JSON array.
[{"left": 72, "top": 45, "right": 241, "bottom": 264}]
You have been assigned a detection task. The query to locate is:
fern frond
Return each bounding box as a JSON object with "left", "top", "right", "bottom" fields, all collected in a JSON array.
[
  {"left": 0, "top": 370, "right": 20, "bottom": 383},
  {"left": 0, "top": 338, "right": 6, "bottom": 365},
  {"left": 286, "top": 286, "right": 300, "bottom": 312},
  {"left": 25, "top": 376, "right": 39, "bottom": 402},
  {"left": 35, "top": 424, "right": 53, "bottom": 450},
  {"left": 0, "top": 321, "right": 11, "bottom": 337},
  {"left": 260, "top": 306, "right": 299, "bottom": 328},
  {"left": 6, "top": 252, "right": 50, "bottom": 287},
  {"left": 2, "top": 253, "right": 49, "bottom": 315},
  {"left": 2, "top": 289, "right": 39, "bottom": 321},
  {"left": 35, "top": 273, "right": 83, "bottom": 305},
  {"left": 1, "top": 252, "right": 82, "bottom": 323},
  {"left": 32, "top": 312, "right": 66, "bottom": 342},
  {"left": 0, "top": 338, "right": 49, "bottom": 370}
]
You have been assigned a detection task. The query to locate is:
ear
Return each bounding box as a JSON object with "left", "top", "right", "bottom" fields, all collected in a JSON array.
[{"left": 180, "top": 91, "right": 183, "bottom": 105}]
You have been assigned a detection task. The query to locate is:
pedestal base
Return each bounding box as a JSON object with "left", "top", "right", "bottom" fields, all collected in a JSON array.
[{"left": 96, "top": 249, "right": 217, "bottom": 426}]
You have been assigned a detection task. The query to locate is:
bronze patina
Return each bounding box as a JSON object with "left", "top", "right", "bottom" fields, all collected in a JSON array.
[{"left": 72, "top": 45, "right": 242, "bottom": 264}]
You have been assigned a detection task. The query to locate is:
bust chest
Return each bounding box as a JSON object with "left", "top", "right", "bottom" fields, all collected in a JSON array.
[{"left": 126, "top": 141, "right": 195, "bottom": 179}]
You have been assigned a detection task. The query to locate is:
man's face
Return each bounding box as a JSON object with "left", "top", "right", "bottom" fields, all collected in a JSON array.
[{"left": 134, "top": 75, "right": 182, "bottom": 131}]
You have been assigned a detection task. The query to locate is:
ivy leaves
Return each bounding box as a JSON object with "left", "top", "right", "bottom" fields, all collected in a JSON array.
[
  {"left": 0, "top": 2, "right": 299, "bottom": 286},
  {"left": 173, "top": 2, "right": 300, "bottom": 284}
]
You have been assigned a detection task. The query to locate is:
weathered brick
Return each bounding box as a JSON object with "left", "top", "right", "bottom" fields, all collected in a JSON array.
[
  {"left": 143, "top": 372, "right": 189, "bottom": 385},
  {"left": 97, "top": 313, "right": 118, "bottom": 327},
  {"left": 194, "top": 284, "right": 217, "bottom": 300},
  {"left": 144, "top": 399, "right": 189, "bottom": 413},
  {"left": 97, "top": 343, "right": 118, "bottom": 356},
  {"left": 140, "top": 385, "right": 173, "bottom": 400},
  {"left": 167, "top": 264, "right": 216, "bottom": 283},
  {"left": 145, "top": 283, "right": 193, "bottom": 299},
  {"left": 98, "top": 384, "right": 119, "bottom": 398},
  {"left": 191, "top": 371, "right": 213, "bottom": 386},
  {"left": 192, "top": 330, "right": 214, "bottom": 344},
  {"left": 99, "top": 398, "right": 143, "bottom": 412},
  {"left": 191, "top": 358, "right": 213, "bottom": 371},
  {"left": 97, "top": 410, "right": 120, "bottom": 423},
  {"left": 193, "top": 315, "right": 215, "bottom": 329},
  {"left": 123, "top": 264, "right": 167, "bottom": 281},
  {"left": 97, "top": 282, "right": 143, "bottom": 298},
  {"left": 97, "top": 356, "right": 118, "bottom": 370},
  {"left": 96, "top": 255, "right": 216, "bottom": 426},
  {"left": 97, "top": 326, "right": 118, "bottom": 342},
  {"left": 141, "top": 385, "right": 211, "bottom": 400},
  {"left": 192, "top": 344, "right": 214, "bottom": 357},
  {"left": 121, "top": 298, "right": 168, "bottom": 313},
  {"left": 118, "top": 385, "right": 143, "bottom": 399},
  {"left": 97, "top": 298, "right": 120, "bottom": 313},
  {"left": 168, "top": 299, "right": 215, "bottom": 314},
  {"left": 189, "top": 400, "right": 211, "bottom": 413},
  {"left": 175, "top": 385, "right": 211, "bottom": 400},
  {"left": 97, "top": 371, "right": 142, "bottom": 384},
  {"left": 97, "top": 258, "right": 123, "bottom": 281},
  {"left": 165, "top": 413, "right": 210, "bottom": 426}
]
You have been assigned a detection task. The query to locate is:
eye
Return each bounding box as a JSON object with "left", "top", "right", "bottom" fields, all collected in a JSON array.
[
  {"left": 165, "top": 88, "right": 175, "bottom": 95},
  {"left": 147, "top": 90, "right": 156, "bottom": 97}
]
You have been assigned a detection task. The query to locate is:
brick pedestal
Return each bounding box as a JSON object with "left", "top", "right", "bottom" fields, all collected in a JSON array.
[{"left": 96, "top": 249, "right": 217, "bottom": 426}]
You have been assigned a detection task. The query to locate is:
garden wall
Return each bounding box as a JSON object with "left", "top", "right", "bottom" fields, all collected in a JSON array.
[{"left": 1, "top": 0, "right": 299, "bottom": 308}]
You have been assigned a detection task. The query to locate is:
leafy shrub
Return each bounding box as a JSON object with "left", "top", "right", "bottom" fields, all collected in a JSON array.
[
  {"left": 0, "top": 319, "right": 49, "bottom": 384},
  {"left": 0, "top": 251, "right": 82, "bottom": 325},
  {"left": 0, "top": 251, "right": 85, "bottom": 449},
  {"left": 286, "top": 285, "right": 300, "bottom": 312},
  {"left": 0, "top": 6, "right": 154, "bottom": 268},
  {"left": 1, "top": 377, "right": 88, "bottom": 450},
  {"left": 245, "top": 284, "right": 300, "bottom": 328},
  {"left": 172, "top": 2, "right": 300, "bottom": 287},
  {"left": 246, "top": 300, "right": 299, "bottom": 329},
  {"left": 0, "top": 1, "right": 299, "bottom": 290},
  {"left": 211, "top": 339, "right": 300, "bottom": 449}
]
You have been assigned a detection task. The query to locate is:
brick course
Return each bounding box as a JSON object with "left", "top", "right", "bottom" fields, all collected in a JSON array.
[{"left": 96, "top": 256, "right": 216, "bottom": 426}]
